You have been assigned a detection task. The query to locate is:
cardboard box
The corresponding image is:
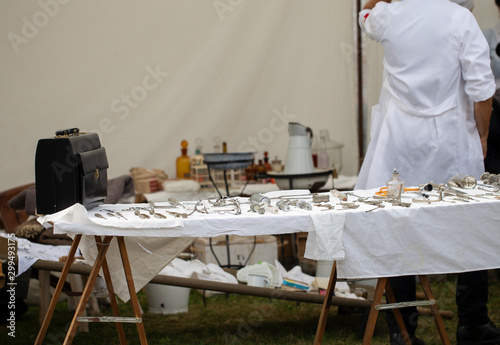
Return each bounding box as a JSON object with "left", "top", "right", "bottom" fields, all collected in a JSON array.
[
  {"left": 130, "top": 167, "right": 168, "bottom": 194},
  {"left": 192, "top": 235, "right": 277, "bottom": 267}
]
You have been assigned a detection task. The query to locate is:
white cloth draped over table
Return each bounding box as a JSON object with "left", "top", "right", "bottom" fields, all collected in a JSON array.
[
  {"left": 304, "top": 211, "right": 345, "bottom": 261},
  {"left": 336, "top": 188, "right": 500, "bottom": 279},
  {"left": 38, "top": 197, "right": 344, "bottom": 302},
  {"left": 38, "top": 187, "right": 500, "bottom": 301}
]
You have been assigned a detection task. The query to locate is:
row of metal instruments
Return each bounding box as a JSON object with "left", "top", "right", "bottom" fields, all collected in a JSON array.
[
  {"left": 93, "top": 197, "right": 243, "bottom": 220},
  {"left": 247, "top": 173, "right": 500, "bottom": 214},
  {"left": 92, "top": 173, "right": 500, "bottom": 220}
]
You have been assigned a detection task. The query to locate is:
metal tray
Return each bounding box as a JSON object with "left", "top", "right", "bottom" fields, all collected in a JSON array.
[{"left": 202, "top": 152, "right": 254, "bottom": 170}]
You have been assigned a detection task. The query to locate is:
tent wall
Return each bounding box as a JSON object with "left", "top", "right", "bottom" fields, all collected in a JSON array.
[
  {"left": 1, "top": 1, "right": 498, "bottom": 193},
  {"left": 475, "top": 1, "right": 499, "bottom": 30},
  {"left": 0, "top": 0, "right": 359, "bottom": 192}
]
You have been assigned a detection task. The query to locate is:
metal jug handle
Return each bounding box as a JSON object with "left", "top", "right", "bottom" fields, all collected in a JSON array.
[{"left": 306, "top": 127, "right": 313, "bottom": 147}]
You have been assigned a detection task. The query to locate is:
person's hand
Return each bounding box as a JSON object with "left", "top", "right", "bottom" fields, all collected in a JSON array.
[{"left": 474, "top": 97, "right": 492, "bottom": 159}]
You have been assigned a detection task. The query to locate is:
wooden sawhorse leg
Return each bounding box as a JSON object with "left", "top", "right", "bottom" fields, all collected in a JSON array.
[
  {"left": 63, "top": 236, "right": 115, "bottom": 344},
  {"left": 313, "top": 261, "right": 337, "bottom": 345},
  {"left": 117, "top": 236, "right": 148, "bottom": 344},
  {"left": 100, "top": 249, "right": 127, "bottom": 344},
  {"left": 62, "top": 236, "right": 148, "bottom": 345},
  {"left": 35, "top": 234, "right": 82, "bottom": 345},
  {"left": 361, "top": 276, "right": 451, "bottom": 345},
  {"left": 38, "top": 270, "right": 51, "bottom": 325},
  {"left": 419, "top": 275, "right": 450, "bottom": 345}
]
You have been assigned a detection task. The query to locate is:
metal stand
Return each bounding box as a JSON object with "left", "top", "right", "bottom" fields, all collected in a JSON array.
[{"left": 205, "top": 163, "right": 255, "bottom": 269}]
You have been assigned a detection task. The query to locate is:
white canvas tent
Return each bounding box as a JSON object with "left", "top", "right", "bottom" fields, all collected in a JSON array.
[{"left": 0, "top": 0, "right": 497, "bottom": 192}]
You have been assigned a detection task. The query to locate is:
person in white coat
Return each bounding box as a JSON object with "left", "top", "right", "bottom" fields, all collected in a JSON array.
[
  {"left": 357, "top": 0, "right": 493, "bottom": 190},
  {"left": 483, "top": 0, "right": 500, "bottom": 102},
  {"left": 358, "top": 0, "right": 499, "bottom": 344}
]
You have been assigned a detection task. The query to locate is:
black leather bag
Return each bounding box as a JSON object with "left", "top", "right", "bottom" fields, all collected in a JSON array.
[{"left": 35, "top": 128, "right": 109, "bottom": 214}]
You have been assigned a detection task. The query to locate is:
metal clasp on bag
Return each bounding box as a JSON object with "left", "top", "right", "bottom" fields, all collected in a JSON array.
[
  {"left": 55, "top": 127, "right": 81, "bottom": 138},
  {"left": 95, "top": 169, "right": 99, "bottom": 180}
]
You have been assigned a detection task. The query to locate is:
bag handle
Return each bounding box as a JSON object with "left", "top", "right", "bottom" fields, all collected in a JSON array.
[{"left": 55, "top": 128, "right": 80, "bottom": 137}]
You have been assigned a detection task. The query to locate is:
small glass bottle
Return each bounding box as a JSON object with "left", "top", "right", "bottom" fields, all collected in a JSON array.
[
  {"left": 176, "top": 140, "right": 191, "bottom": 179},
  {"left": 263, "top": 151, "right": 272, "bottom": 171},
  {"left": 213, "top": 137, "right": 221, "bottom": 153},
  {"left": 190, "top": 148, "right": 203, "bottom": 167},
  {"left": 245, "top": 158, "right": 255, "bottom": 181},
  {"left": 190, "top": 137, "right": 204, "bottom": 167},
  {"left": 317, "top": 132, "right": 330, "bottom": 169},
  {"left": 271, "top": 156, "right": 283, "bottom": 172},
  {"left": 387, "top": 167, "right": 404, "bottom": 200}
]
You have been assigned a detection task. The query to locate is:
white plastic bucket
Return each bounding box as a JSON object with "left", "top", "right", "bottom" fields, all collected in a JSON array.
[
  {"left": 316, "top": 260, "right": 335, "bottom": 278},
  {"left": 145, "top": 283, "right": 190, "bottom": 315}
]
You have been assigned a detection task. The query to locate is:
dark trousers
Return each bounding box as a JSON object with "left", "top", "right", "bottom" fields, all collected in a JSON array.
[
  {"left": 386, "top": 271, "right": 489, "bottom": 335},
  {"left": 456, "top": 270, "right": 489, "bottom": 327}
]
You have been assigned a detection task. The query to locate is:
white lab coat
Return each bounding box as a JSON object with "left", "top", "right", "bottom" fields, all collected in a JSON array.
[{"left": 356, "top": 0, "right": 495, "bottom": 190}]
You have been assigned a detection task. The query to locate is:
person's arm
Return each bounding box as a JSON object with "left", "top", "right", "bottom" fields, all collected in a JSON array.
[
  {"left": 363, "top": 0, "right": 391, "bottom": 10},
  {"left": 474, "top": 97, "right": 493, "bottom": 158}
]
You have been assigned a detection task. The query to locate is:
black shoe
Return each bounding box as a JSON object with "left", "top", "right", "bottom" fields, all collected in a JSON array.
[
  {"left": 457, "top": 321, "right": 500, "bottom": 345},
  {"left": 390, "top": 333, "right": 426, "bottom": 345}
]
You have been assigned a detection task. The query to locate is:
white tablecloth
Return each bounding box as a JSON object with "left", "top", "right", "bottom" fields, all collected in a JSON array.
[
  {"left": 38, "top": 186, "right": 500, "bottom": 301},
  {"left": 337, "top": 188, "right": 500, "bottom": 279},
  {"left": 38, "top": 191, "right": 346, "bottom": 301}
]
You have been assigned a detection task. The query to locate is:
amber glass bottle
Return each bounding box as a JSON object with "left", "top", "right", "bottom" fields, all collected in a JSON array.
[
  {"left": 176, "top": 140, "right": 191, "bottom": 179},
  {"left": 263, "top": 151, "right": 271, "bottom": 171}
]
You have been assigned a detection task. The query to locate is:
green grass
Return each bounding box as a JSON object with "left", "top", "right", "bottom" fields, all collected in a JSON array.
[{"left": 2, "top": 275, "right": 500, "bottom": 344}]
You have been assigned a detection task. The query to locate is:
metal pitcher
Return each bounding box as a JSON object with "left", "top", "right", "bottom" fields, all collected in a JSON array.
[{"left": 284, "top": 122, "right": 315, "bottom": 174}]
